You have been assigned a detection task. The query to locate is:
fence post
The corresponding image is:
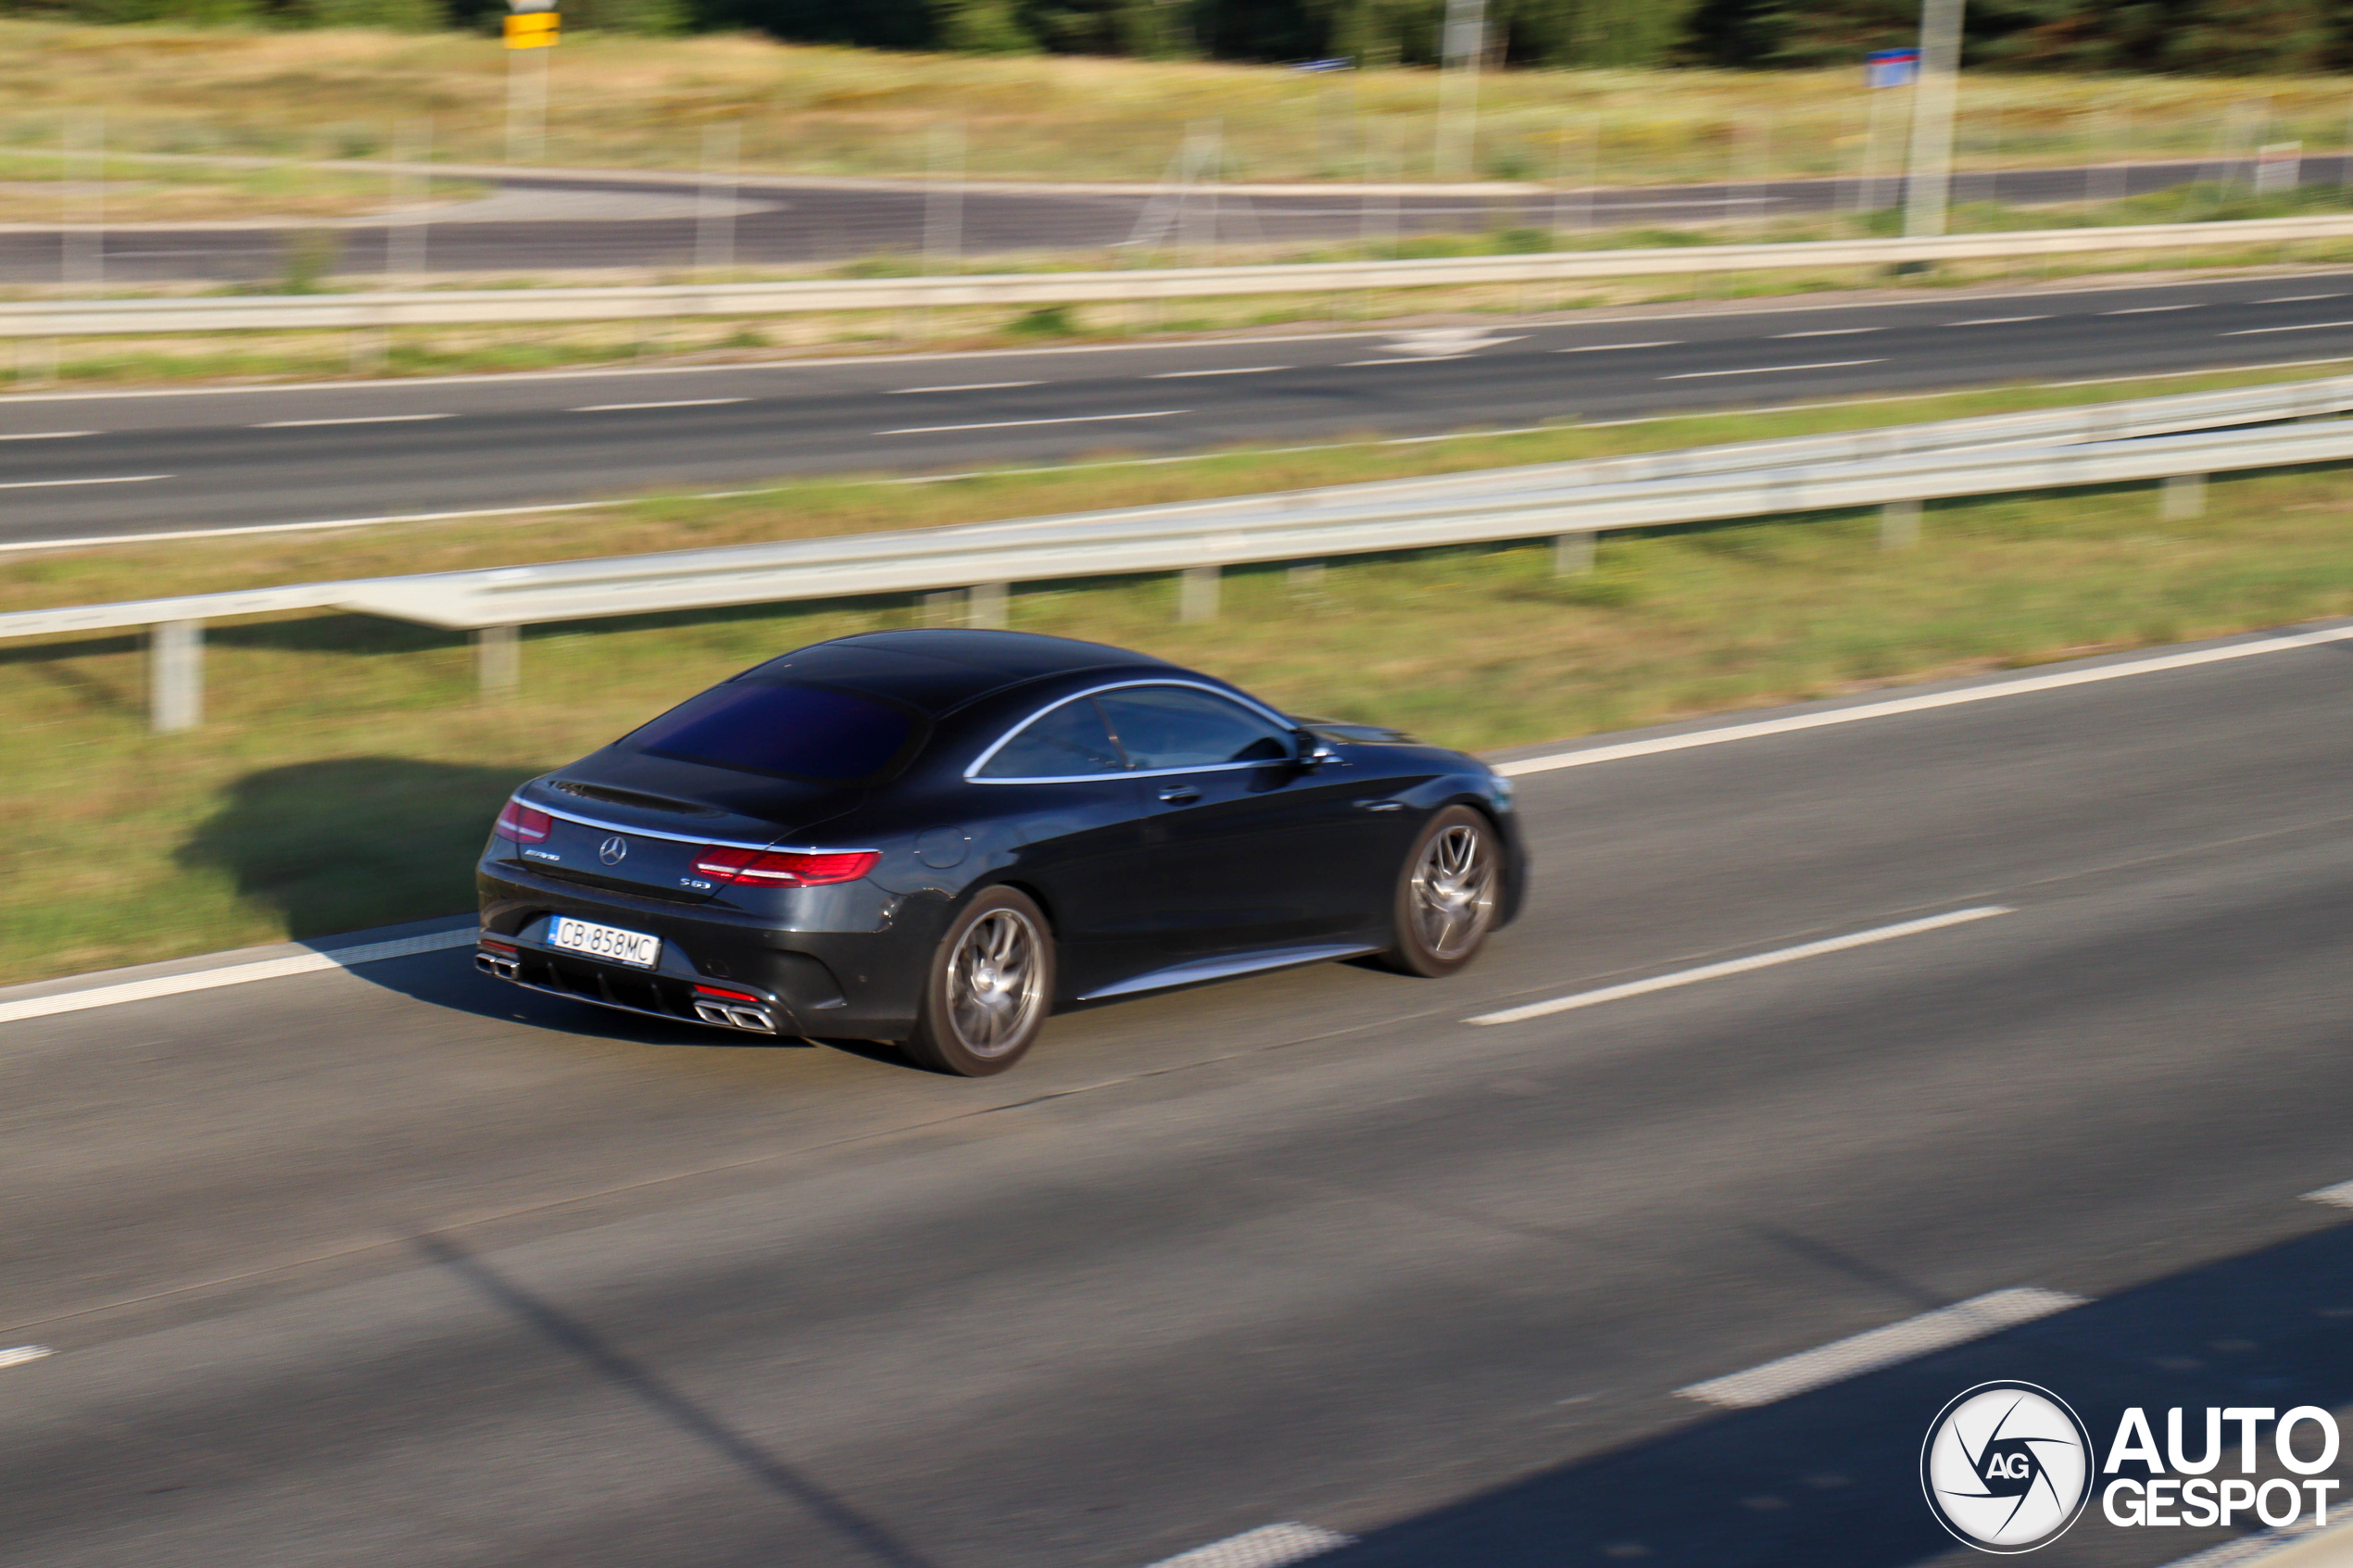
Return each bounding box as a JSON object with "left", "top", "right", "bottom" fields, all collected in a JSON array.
[
  {"left": 1881, "top": 498, "right": 1921, "bottom": 548},
  {"left": 150, "top": 619, "right": 202, "bottom": 733},
  {"left": 474, "top": 624, "right": 521, "bottom": 696},
  {"left": 1178, "top": 565, "right": 1220, "bottom": 622},
  {"left": 2162, "top": 473, "right": 2208, "bottom": 521},
  {"left": 1553, "top": 532, "right": 1595, "bottom": 575},
  {"left": 969, "top": 581, "right": 1008, "bottom": 629}
]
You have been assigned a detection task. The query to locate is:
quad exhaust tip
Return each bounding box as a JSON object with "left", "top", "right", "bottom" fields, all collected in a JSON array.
[
  {"left": 693, "top": 999, "right": 778, "bottom": 1033},
  {"left": 475, "top": 951, "right": 521, "bottom": 982}
]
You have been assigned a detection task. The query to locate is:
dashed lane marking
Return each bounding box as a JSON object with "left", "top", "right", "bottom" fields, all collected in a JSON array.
[
  {"left": 888, "top": 381, "right": 1040, "bottom": 394},
  {"left": 1945, "top": 315, "right": 2051, "bottom": 326},
  {"left": 1773, "top": 327, "right": 1879, "bottom": 337},
  {"left": 1556, "top": 340, "right": 1680, "bottom": 352},
  {"left": 880, "top": 410, "right": 1187, "bottom": 435},
  {"left": 1659, "top": 359, "right": 1883, "bottom": 380},
  {"left": 1677, "top": 1288, "right": 2087, "bottom": 1410},
  {"left": 252, "top": 414, "right": 449, "bottom": 428},
  {"left": 2300, "top": 1180, "right": 2353, "bottom": 1209},
  {"left": 0, "top": 474, "right": 168, "bottom": 490},
  {"left": 0, "top": 431, "right": 94, "bottom": 441},
  {"left": 2103, "top": 304, "right": 2201, "bottom": 314},
  {"left": 1151, "top": 366, "right": 1289, "bottom": 378},
  {"left": 2223, "top": 320, "right": 2353, "bottom": 335},
  {"left": 1465, "top": 907, "right": 2011, "bottom": 1027},
  {"left": 570, "top": 398, "right": 746, "bottom": 412},
  {"left": 1142, "top": 1524, "right": 1354, "bottom": 1568},
  {"left": 2260, "top": 294, "right": 2345, "bottom": 304},
  {"left": 0, "top": 1347, "right": 54, "bottom": 1370}
]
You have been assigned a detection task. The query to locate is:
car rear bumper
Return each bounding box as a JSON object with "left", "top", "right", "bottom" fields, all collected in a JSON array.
[{"left": 476, "top": 859, "right": 936, "bottom": 1040}]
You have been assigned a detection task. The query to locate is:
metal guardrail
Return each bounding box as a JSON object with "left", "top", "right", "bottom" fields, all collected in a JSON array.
[
  {"left": 6, "top": 374, "right": 2350, "bottom": 732},
  {"left": 6, "top": 213, "right": 2353, "bottom": 338}
]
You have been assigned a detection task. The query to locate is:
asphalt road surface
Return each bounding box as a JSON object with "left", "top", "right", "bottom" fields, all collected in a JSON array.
[
  {"left": 0, "top": 155, "right": 2324, "bottom": 284},
  {"left": 4, "top": 625, "right": 2350, "bottom": 1567},
  {"left": 9, "top": 267, "right": 2353, "bottom": 546}
]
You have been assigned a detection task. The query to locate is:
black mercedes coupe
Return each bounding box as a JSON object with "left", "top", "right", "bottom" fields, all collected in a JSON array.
[{"left": 475, "top": 629, "right": 1525, "bottom": 1074}]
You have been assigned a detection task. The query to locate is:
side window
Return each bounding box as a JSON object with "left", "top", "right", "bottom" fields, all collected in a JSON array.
[
  {"left": 975, "top": 696, "right": 1126, "bottom": 779},
  {"left": 1098, "top": 685, "right": 1294, "bottom": 771}
]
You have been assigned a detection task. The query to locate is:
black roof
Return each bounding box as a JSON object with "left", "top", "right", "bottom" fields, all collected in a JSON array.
[{"left": 741, "top": 630, "right": 1173, "bottom": 717}]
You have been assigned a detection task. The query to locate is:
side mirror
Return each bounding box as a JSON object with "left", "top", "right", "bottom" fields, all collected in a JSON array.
[{"left": 1296, "top": 733, "right": 1340, "bottom": 769}]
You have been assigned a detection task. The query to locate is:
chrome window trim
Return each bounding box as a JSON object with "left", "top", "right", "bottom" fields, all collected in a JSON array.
[
  {"left": 964, "top": 678, "right": 1301, "bottom": 784},
  {"left": 525, "top": 798, "right": 876, "bottom": 856}
]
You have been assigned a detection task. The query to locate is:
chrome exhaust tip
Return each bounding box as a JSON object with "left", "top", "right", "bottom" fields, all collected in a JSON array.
[
  {"left": 694, "top": 1000, "right": 777, "bottom": 1034},
  {"left": 476, "top": 951, "right": 521, "bottom": 982}
]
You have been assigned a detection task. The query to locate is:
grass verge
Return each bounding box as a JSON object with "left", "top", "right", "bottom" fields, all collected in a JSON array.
[
  {"left": 9, "top": 21, "right": 2353, "bottom": 187},
  {"left": 3, "top": 432, "right": 2350, "bottom": 987}
]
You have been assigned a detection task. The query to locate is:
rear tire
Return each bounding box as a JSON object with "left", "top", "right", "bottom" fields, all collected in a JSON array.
[
  {"left": 1375, "top": 805, "right": 1502, "bottom": 978},
  {"left": 902, "top": 886, "right": 1055, "bottom": 1076}
]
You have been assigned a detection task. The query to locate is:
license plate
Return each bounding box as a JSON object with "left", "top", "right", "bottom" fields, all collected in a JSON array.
[{"left": 548, "top": 916, "right": 661, "bottom": 969}]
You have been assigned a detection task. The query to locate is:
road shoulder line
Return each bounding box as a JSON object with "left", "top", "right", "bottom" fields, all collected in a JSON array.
[{"left": 1677, "top": 1287, "right": 2088, "bottom": 1410}]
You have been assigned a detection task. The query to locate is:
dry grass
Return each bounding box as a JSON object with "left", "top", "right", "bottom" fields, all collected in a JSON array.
[
  {"left": 4, "top": 19, "right": 2353, "bottom": 185},
  {"left": 5, "top": 454, "right": 2350, "bottom": 986},
  {"left": 0, "top": 149, "right": 481, "bottom": 222}
]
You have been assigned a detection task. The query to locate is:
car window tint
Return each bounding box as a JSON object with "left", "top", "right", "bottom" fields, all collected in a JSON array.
[
  {"left": 1098, "top": 686, "right": 1293, "bottom": 771},
  {"left": 631, "top": 682, "right": 914, "bottom": 782},
  {"left": 977, "top": 697, "right": 1126, "bottom": 779}
]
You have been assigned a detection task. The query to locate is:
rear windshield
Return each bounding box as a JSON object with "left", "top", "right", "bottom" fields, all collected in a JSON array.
[{"left": 629, "top": 682, "right": 918, "bottom": 782}]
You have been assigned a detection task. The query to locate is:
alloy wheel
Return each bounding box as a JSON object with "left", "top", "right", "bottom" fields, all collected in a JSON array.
[
  {"left": 945, "top": 908, "right": 1046, "bottom": 1059},
  {"left": 1410, "top": 822, "right": 1496, "bottom": 962}
]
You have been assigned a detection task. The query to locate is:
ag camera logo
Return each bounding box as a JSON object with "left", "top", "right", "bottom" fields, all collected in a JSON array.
[{"left": 1921, "top": 1382, "right": 2094, "bottom": 1553}]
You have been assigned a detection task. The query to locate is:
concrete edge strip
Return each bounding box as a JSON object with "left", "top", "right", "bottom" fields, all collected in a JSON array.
[
  {"left": 1496, "top": 625, "right": 2353, "bottom": 779},
  {"left": 1141, "top": 1523, "right": 1355, "bottom": 1568},
  {"left": 1676, "top": 1287, "right": 2091, "bottom": 1411},
  {"left": 0, "top": 927, "right": 476, "bottom": 1026}
]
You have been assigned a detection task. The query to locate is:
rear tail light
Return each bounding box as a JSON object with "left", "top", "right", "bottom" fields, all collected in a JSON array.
[
  {"left": 693, "top": 983, "right": 764, "bottom": 1002},
  {"left": 479, "top": 938, "right": 518, "bottom": 955},
  {"left": 689, "top": 847, "right": 879, "bottom": 887},
  {"left": 495, "top": 799, "right": 553, "bottom": 843}
]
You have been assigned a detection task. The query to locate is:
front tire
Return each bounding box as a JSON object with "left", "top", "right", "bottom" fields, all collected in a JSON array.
[
  {"left": 902, "top": 886, "right": 1055, "bottom": 1076},
  {"left": 1376, "top": 805, "right": 1502, "bottom": 977}
]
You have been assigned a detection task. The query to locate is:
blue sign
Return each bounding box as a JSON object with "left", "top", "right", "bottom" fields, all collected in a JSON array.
[{"left": 1867, "top": 47, "right": 1920, "bottom": 88}]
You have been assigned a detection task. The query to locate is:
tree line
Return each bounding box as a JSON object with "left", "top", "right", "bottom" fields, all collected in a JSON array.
[{"left": 12, "top": 0, "right": 2353, "bottom": 74}]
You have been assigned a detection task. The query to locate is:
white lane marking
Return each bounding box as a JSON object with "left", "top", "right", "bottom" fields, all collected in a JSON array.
[
  {"left": 1466, "top": 907, "right": 2011, "bottom": 1027},
  {"left": 0, "top": 431, "right": 94, "bottom": 441},
  {"left": 2103, "top": 304, "right": 2200, "bottom": 314},
  {"left": 1340, "top": 356, "right": 1470, "bottom": 367},
  {"left": 1142, "top": 1523, "right": 1354, "bottom": 1568},
  {"left": 887, "top": 381, "right": 1040, "bottom": 394},
  {"left": 253, "top": 413, "right": 450, "bottom": 428},
  {"left": 1677, "top": 1288, "right": 2087, "bottom": 1411},
  {"left": 1659, "top": 359, "right": 1883, "bottom": 380},
  {"left": 0, "top": 473, "right": 169, "bottom": 490},
  {"left": 2261, "top": 294, "right": 2345, "bottom": 304},
  {"left": 0, "top": 1346, "right": 54, "bottom": 1370},
  {"left": 1557, "top": 340, "right": 1680, "bottom": 352},
  {"left": 569, "top": 398, "right": 746, "bottom": 412},
  {"left": 1773, "top": 327, "right": 1879, "bottom": 337},
  {"left": 2301, "top": 1180, "right": 2353, "bottom": 1208},
  {"left": 1151, "top": 366, "right": 1288, "bottom": 379},
  {"left": 0, "top": 927, "right": 475, "bottom": 1028},
  {"left": 1497, "top": 622, "right": 2353, "bottom": 778},
  {"left": 880, "top": 409, "right": 1186, "bottom": 435},
  {"left": 2224, "top": 320, "right": 2353, "bottom": 336},
  {"left": 1945, "top": 315, "right": 2051, "bottom": 326}
]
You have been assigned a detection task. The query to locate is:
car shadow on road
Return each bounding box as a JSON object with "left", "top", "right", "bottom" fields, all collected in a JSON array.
[{"left": 1310, "top": 1218, "right": 2353, "bottom": 1568}]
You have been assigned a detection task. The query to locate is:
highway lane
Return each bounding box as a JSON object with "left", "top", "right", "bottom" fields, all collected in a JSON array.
[
  {"left": 2, "top": 629, "right": 2349, "bottom": 1566},
  {"left": 0, "top": 155, "right": 2310, "bottom": 283},
  {"left": 9, "top": 268, "right": 2353, "bottom": 544}
]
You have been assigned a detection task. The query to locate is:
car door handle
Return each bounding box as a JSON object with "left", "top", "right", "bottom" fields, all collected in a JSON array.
[
  {"left": 1156, "top": 784, "right": 1201, "bottom": 804},
  {"left": 1354, "top": 798, "right": 1404, "bottom": 812}
]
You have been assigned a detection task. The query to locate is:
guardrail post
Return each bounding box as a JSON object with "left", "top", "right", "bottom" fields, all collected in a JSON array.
[
  {"left": 149, "top": 620, "right": 203, "bottom": 733},
  {"left": 1178, "top": 566, "right": 1220, "bottom": 623},
  {"left": 1881, "top": 499, "right": 1921, "bottom": 549},
  {"left": 969, "top": 582, "right": 1008, "bottom": 629},
  {"left": 1553, "top": 533, "right": 1595, "bottom": 575},
  {"left": 2162, "top": 473, "right": 2208, "bottom": 521},
  {"left": 922, "top": 589, "right": 963, "bottom": 627},
  {"left": 474, "top": 624, "right": 521, "bottom": 697},
  {"left": 1288, "top": 561, "right": 1326, "bottom": 594}
]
